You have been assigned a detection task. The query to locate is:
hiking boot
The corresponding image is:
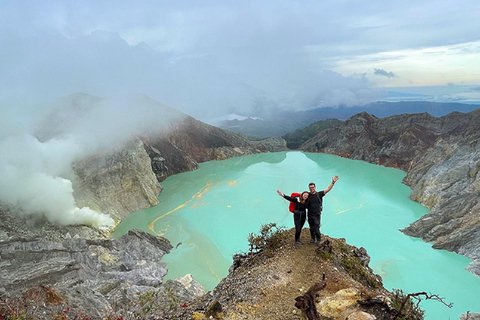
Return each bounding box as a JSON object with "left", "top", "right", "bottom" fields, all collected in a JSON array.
[
  {"left": 297, "top": 240, "right": 304, "bottom": 244},
  {"left": 294, "top": 241, "right": 299, "bottom": 249},
  {"left": 309, "top": 239, "right": 315, "bottom": 245}
]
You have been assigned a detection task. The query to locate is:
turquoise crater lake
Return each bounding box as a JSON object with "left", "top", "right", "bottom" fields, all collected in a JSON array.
[{"left": 112, "top": 152, "right": 480, "bottom": 319}]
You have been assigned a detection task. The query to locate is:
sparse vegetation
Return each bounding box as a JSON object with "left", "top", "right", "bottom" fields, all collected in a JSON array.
[
  {"left": 247, "top": 223, "right": 287, "bottom": 256},
  {"left": 389, "top": 289, "right": 426, "bottom": 320},
  {"left": 316, "top": 248, "right": 333, "bottom": 260},
  {"left": 389, "top": 289, "right": 452, "bottom": 320},
  {"left": 340, "top": 255, "right": 379, "bottom": 288}
]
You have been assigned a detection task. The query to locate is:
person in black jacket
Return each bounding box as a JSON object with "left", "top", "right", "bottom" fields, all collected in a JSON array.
[
  {"left": 277, "top": 190, "right": 310, "bottom": 248},
  {"left": 307, "top": 175, "right": 339, "bottom": 246}
]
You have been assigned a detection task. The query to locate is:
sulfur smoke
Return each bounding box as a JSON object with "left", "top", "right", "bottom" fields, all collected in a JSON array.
[{"left": 0, "top": 93, "right": 184, "bottom": 228}]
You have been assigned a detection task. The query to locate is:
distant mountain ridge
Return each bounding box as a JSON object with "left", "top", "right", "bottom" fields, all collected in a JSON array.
[{"left": 217, "top": 101, "right": 480, "bottom": 138}]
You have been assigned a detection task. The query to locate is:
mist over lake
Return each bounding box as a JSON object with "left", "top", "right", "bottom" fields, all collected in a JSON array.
[{"left": 112, "top": 151, "right": 480, "bottom": 319}]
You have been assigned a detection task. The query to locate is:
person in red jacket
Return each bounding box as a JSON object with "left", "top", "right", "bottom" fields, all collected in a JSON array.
[{"left": 277, "top": 190, "right": 310, "bottom": 249}]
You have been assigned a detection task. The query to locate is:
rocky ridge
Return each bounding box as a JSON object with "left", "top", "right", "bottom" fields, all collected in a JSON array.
[
  {"left": 2, "top": 207, "right": 479, "bottom": 319},
  {"left": 301, "top": 109, "right": 480, "bottom": 275}
]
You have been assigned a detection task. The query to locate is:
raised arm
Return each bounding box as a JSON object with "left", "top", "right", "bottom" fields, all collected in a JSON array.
[
  {"left": 323, "top": 175, "right": 338, "bottom": 194},
  {"left": 277, "top": 190, "right": 297, "bottom": 202}
]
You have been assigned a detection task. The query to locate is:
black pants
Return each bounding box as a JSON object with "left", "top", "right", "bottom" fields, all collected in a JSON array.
[
  {"left": 308, "top": 212, "right": 321, "bottom": 242},
  {"left": 293, "top": 210, "right": 306, "bottom": 242}
]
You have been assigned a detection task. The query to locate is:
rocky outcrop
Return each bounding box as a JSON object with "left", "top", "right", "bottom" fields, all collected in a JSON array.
[
  {"left": 402, "top": 135, "right": 480, "bottom": 275},
  {"left": 0, "top": 207, "right": 205, "bottom": 319},
  {"left": 1, "top": 208, "right": 427, "bottom": 320},
  {"left": 301, "top": 109, "right": 480, "bottom": 275},
  {"left": 72, "top": 139, "right": 162, "bottom": 221}
]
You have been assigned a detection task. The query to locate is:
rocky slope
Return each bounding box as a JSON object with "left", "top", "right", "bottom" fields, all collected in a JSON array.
[
  {"left": 72, "top": 139, "right": 162, "bottom": 220},
  {"left": 173, "top": 228, "right": 438, "bottom": 320},
  {"left": 2, "top": 207, "right": 478, "bottom": 319},
  {"left": 0, "top": 206, "right": 205, "bottom": 319},
  {"left": 301, "top": 109, "right": 480, "bottom": 275}
]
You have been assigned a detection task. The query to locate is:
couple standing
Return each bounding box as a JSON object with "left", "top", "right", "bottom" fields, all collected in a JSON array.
[{"left": 277, "top": 175, "right": 339, "bottom": 249}]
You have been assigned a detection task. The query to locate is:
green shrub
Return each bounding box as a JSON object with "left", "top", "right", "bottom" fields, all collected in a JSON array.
[
  {"left": 247, "top": 223, "right": 286, "bottom": 256},
  {"left": 390, "top": 289, "right": 425, "bottom": 320}
]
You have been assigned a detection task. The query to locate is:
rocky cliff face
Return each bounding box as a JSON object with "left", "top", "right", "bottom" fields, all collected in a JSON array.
[
  {"left": 72, "top": 139, "right": 162, "bottom": 221},
  {"left": 142, "top": 116, "right": 273, "bottom": 180},
  {"left": 301, "top": 109, "right": 480, "bottom": 275}
]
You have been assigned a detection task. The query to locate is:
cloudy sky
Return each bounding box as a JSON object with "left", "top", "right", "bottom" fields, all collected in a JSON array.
[
  {"left": 1, "top": 0, "right": 479, "bottom": 226},
  {"left": 1, "top": 0, "right": 480, "bottom": 121}
]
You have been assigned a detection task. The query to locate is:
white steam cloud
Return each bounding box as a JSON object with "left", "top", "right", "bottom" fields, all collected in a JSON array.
[
  {"left": 0, "top": 134, "right": 114, "bottom": 228},
  {"left": 0, "top": 93, "right": 184, "bottom": 228}
]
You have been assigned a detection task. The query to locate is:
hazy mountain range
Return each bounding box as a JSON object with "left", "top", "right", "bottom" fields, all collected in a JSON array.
[{"left": 214, "top": 101, "right": 480, "bottom": 138}]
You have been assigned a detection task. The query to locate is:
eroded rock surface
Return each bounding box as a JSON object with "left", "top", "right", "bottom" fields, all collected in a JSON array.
[
  {"left": 0, "top": 208, "right": 204, "bottom": 318},
  {"left": 73, "top": 139, "right": 162, "bottom": 221}
]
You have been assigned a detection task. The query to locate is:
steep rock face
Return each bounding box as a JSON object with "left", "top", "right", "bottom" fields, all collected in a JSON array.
[
  {"left": 301, "top": 109, "right": 480, "bottom": 275},
  {"left": 402, "top": 135, "right": 480, "bottom": 275},
  {"left": 72, "top": 139, "right": 162, "bottom": 221},
  {"left": 302, "top": 112, "right": 443, "bottom": 169}
]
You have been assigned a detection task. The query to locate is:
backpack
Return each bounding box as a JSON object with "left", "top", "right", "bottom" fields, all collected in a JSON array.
[{"left": 289, "top": 193, "right": 301, "bottom": 213}]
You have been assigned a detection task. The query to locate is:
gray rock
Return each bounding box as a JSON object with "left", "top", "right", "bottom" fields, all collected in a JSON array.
[
  {"left": 0, "top": 208, "right": 207, "bottom": 318},
  {"left": 248, "top": 136, "right": 289, "bottom": 152},
  {"left": 72, "top": 139, "right": 162, "bottom": 222},
  {"left": 461, "top": 312, "right": 480, "bottom": 320}
]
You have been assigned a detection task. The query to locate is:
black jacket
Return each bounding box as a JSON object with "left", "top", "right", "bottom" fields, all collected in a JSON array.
[{"left": 283, "top": 194, "right": 308, "bottom": 212}]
